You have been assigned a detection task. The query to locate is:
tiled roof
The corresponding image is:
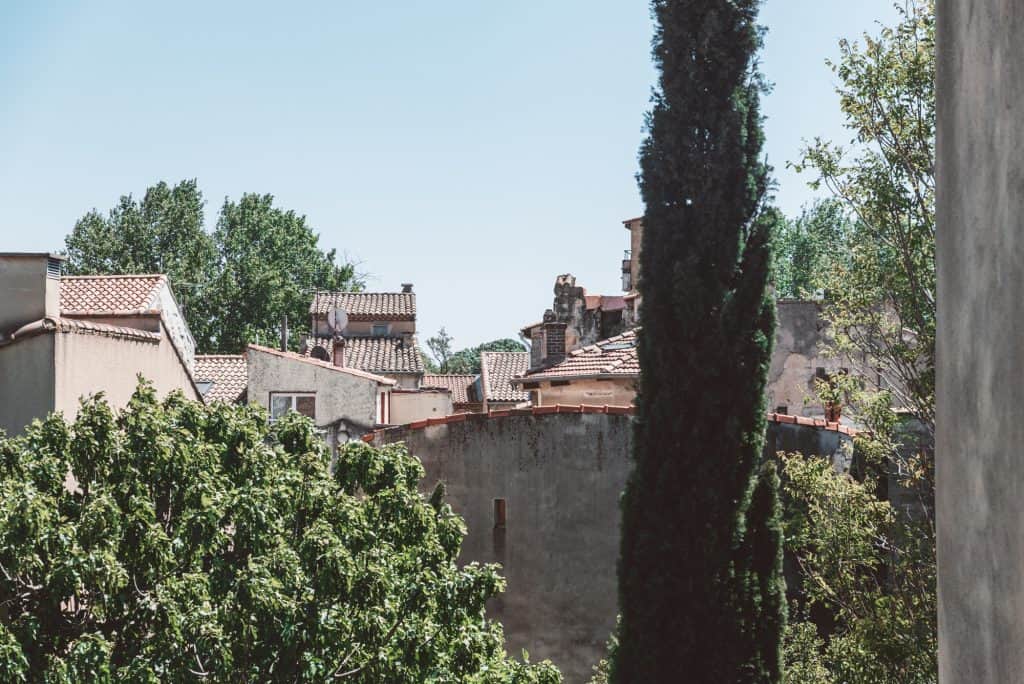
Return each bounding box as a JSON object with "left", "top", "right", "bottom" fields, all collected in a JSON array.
[
  {"left": 481, "top": 351, "right": 530, "bottom": 403},
  {"left": 194, "top": 355, "right": 248, "bottom": 404},
  {"left": 249, "top": 344, "right": 396, "bottom": 384},
  {"left": 421, "top": 374, "right": 477, "bottom": 405},
  {"left": 60, "top": 275, "right": 166, "bottom": 314},
  {"left": 309, "top": 291, "right": 415, "bottom": 321},
  {"left": 305, "top": 336, "right": 424, "bottom": 374},
  {"left": 516, "top": 328, "right": 640, "bottom": 382}
]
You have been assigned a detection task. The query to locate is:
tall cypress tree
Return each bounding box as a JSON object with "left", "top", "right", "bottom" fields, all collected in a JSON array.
[{"left": 613, "top": 1, "right": 784, "bottom": 682}]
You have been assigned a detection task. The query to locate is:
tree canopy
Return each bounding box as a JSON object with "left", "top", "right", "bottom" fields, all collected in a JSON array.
[
  {"left": 0, "top": 383, "right": 560, "bottom": 683},
  {"left": 613, "top": 0, "right": 784, "bottom": 681},
  {"left": 424, "top": 333, "right": 526, "bottom": 376},
  {"left": 64, "top": 181, "right": 361, "bottom": 354}
]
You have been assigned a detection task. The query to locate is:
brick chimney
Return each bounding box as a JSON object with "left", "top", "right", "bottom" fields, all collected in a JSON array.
[
  {"left": 0, "top": 253, "right": 64, "bottom": 335},
  {"left": 542, "top": 310, "right": 567, "bottom": 366},
  {"left": 332, "top": 337, "right": 346, "bottom": 368}
]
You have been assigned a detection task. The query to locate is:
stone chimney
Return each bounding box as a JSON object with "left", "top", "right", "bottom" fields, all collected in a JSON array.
[
  {"left": 401, "top": 283, "right": 414, "bottom": 293},
  {"left": 332, "top": 337, "right": 346, "bottom": 368},
  {"left": 542, "top": 310, "right": 567, "bottom": 366},
  {"left": 0, "top": 253, "right": 64, "bottom": 335}
]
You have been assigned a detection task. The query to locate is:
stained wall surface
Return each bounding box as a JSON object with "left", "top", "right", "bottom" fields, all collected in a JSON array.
[
  {"left": 373, "top": 412, "right": 851, "bottom": 683},
  {"left": 936, "top": 2, "right": 1024, "bottom": 681}
]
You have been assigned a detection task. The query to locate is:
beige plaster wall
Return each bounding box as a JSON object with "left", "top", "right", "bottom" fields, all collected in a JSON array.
[
  {"left": 246, "top": 348, "right": 384, "bottom": 430},
  {"left": 53, "top": 327, "right": 199, "bottom": 421},
  {"left": 0, "top": 334, "right": 56, "bottom": 434},
  {"left": 390, "top": 390, "right": 454, "bottom": 424},
  {"left": 0, "top": 255, "right": 60, "bottom": 334},
  {"left": 533, "top": 378, "right": 636, "bottom": 407},
  {"left": 313, "top": 318, "right": 415, "bottom": 338},
  {"left": 766, "top": 300, "right": 847, "bottom": 418}
]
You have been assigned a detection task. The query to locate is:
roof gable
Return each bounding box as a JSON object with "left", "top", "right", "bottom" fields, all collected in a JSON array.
[
  {"left": 481, "top": 351, "right": 530, "bottom": 402},
  {"left": 60, "top": 275, "right": 167, "bottom": 314}
]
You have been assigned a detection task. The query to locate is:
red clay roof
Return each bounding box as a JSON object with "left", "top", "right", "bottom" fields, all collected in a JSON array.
[
  {"left": 194, "top": 355, "right": 247, "bottom": 404},
  {"left": 481, "top": 351, "right": 530, "bottom": 402},
  {"left": 249, "top": 344, "right": 396, "bottom": 384},
  {"left": 421, "top": 374, "right": 477, "bottom": 405},
  {"left": 516, "top": 328, "right": 640, "bottom": 383},
  {"left": 60, "top": 275, "right": 166, "bottom": 314},
  {"left": 305, "top": 336, "right": 424, "bottom": 374},
  {"left": 309, "top": 291, "right": 415, "bottom": 321}
]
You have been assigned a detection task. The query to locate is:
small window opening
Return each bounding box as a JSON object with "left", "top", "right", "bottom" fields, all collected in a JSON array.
[{"left": 493, "top": 499, "right": 506, "bottom": 530}]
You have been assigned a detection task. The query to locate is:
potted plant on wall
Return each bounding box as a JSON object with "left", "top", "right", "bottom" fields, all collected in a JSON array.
[{"left": 815, "top": 375, "right": 844, "bottom": 423}]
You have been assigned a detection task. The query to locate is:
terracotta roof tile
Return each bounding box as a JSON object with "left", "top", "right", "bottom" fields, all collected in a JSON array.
[
  {"left": 421, "top": 374, "right": 477, "bottom": 405},
  {"left": 481, "top": 351, "right": 530, "bottom": 402},
  {"left": 516, "top": 328, "right": 639, "bottom": 383},
  {"left": 60, "top": 275, "right": 166, "bottom": 314},
  {"left": 194, "top": 355, "right": 248, "bottom": 404},
  {"left": 309, "top": 291, "right": 415, "bottom": 320},
  {"left": 304, "top": 336, "right": 424, "bottom": 374}
]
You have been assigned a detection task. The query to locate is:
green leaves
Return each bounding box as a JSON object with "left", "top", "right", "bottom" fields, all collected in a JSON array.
[
  {"left": 64, "top": 182, "right": 363, "bottom": 354},
  {"left": 0, "top": 382, "right": 559, "bottom": 681}
]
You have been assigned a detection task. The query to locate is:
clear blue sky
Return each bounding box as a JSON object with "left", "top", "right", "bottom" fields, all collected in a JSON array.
[{"left": 1, "top": 1, "right": 898, "bottom": 350}]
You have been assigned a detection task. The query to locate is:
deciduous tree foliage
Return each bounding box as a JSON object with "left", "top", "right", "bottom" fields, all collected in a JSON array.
[
  {"left": 64, "top": 181, "right": 361, "bottom": 354},
  {"left": 613, "top": 0, "right": 784, "bottom": 682},
  {"left": 0, "top": 383, "right": 560, "bottom": 683}
]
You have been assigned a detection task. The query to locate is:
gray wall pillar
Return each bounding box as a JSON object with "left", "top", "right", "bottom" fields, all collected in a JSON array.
[{"left": 937, "top": 1, "right": 1024, "bottom": 681}]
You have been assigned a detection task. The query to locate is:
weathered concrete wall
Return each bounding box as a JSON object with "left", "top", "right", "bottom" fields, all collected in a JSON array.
[
  {"left": 0, "top": 333, "right": 55, "bottom": 435},
  {"left": 936, "top": 2, "right": 1024, "bottom": 681},
  {"left": 372, "top": 411, "right": 853, "bottom": 683},
  {"left": 0, "top": 254, "right": 60, "bottom": 334},
  {"left": 54, "top": 324, "right": 200, "bottom": 419},
  {"left": 767, "top": 300, "right": 849, "bottom": 418},
  {"left": 377, "top": 411, "right": 632, "bottom": 683},
  {"left": 247, "top": 347, "right": 384, "bottom": 430}
]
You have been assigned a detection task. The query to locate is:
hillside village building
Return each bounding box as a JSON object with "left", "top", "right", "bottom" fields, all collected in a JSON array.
[{"left": 0, "top": 253, "right": 200, "bottom": 435}]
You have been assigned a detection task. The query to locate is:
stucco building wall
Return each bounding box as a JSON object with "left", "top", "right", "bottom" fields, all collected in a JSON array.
[
  {"left": 532, "top": 378, "right": 636, "bottom": 408},
  {"left": 0, "top": 334, "right": 55, "bottom": 435},
  {"left": 246, "top": 347, "right": 385, "bottom": 430},
  {"left": 390, "top": 389, "right": 453, "bottom": 425},
  {"left": 371, "top": 411, "right": 852, "bottom": 683},
  {"left": 936, "top": 2, "right": 1024, "bottom": 681},
  {"left": 53, "top": 325, "right": 199, "bottom": 421}
]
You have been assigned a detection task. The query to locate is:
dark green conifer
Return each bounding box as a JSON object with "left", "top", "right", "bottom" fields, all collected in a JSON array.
[{"left": 613, "top": 0, "right": 785, "bottom": 681}]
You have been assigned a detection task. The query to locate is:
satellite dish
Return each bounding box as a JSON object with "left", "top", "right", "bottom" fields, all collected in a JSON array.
[{"left": 328, "top": 306, "right": 348, "bottom": 334}]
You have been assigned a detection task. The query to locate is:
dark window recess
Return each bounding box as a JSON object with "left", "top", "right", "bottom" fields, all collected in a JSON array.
[
  {"left": 310, "top": 346, "right": 330, "bottom": 362},
  {"left": 295, "top": 395, "right": 316, "bottom": 418},
  {"left": 775, "top": 405, "right": 788, "bottom": 415},
  {"left": 551, "top": 380, "right": 571, "bottom": 387},
  {"left": 493, "top": 499, "right": 506, "bottom": 529},
  {"left": 523, "top": 382, "right": 540, "bottom": 390},
  {"left": 46, "top": 257, "right": 62, "bottom": 279},
  {"left": 815, "top": 367, "right": 827, "bottom": 379}
]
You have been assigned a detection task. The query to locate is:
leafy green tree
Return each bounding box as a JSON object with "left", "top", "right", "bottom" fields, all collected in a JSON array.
[
  {"left": 792, "top": 1, "right": 935, "bottom": 433},
  {"left": 779, "top": 453, "right": 936, "bottom": 683},
  {"left": 204, "top": 193, "right": 359, "bottom": 353},
  {"left": 0, "top": 383, "right": 560, "bottom": 683},
  {"left": 772, "top": 200, "right": 851, "bottom": 299},
  {"left": 781, "top": 5, "right": 937, "bottom": 678},
  {"left": 65, "top": 183, "right": 362, "bottom": 354},
  {"left": 65, "top": 179, "right": 216, "bottom": 309},
  {"left": 426, "top": 327, "right": 455, "bottom": 373},
  {"left": 447, "top": 339, "right": 527, "bottom": 375},
  {"left": 613, "top": 0, "right": 784, "bottom": 681}
]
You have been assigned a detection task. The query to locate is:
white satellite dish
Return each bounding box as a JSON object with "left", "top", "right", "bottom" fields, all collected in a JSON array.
[{"left": 328, "top": 306, "right": 349, "bottom": 334}]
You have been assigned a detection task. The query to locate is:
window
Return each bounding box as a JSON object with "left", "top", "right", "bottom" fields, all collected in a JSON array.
[
  {"left": 372, "top": 323, "right": 389, "bottom": 337},
  {"left": 493, "top": 499, "right": 506, "bottom": 530},
  {"left": 270, "top": 393, "right": 315, "bottom": 420}
]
